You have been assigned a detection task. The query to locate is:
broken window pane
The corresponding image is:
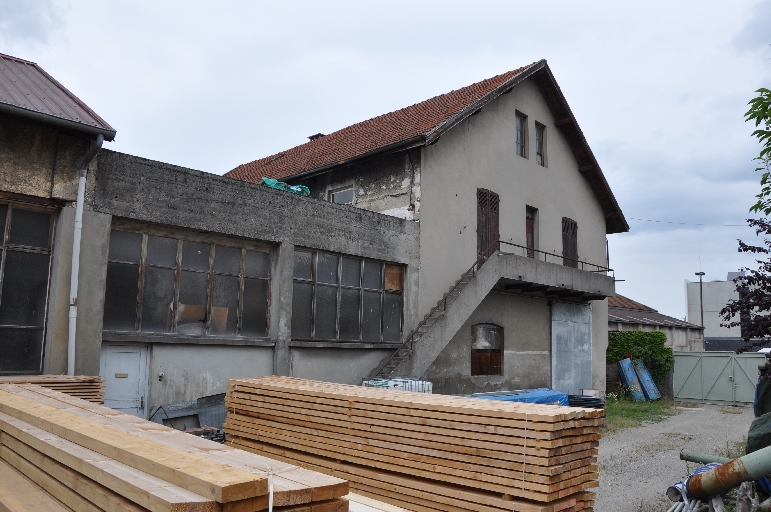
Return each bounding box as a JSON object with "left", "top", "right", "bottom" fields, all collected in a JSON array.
[
  {"left": 314, "top": 285, "right": 337, "bottom": 339},
  {"left": 341, "top": 257, "right": 361, "bottom": 288},
  {"left": 291, "top": 282, "right": 313, "bottom": 338},
  {"left": 177, "top": 271, "right": 208, "bottom": 335},
  {"left": 384, "top": 264, "right": 403, "bottom": 291},
  {"left": 245, "top": 250, "right": 270, "bottom": 278},
  {"left": 108, "top": 230, "right": 142, "bottom": 263},
  {"left": 140, "top": 266, "right": 175, "bottom": 333},
  {"left": 9, "top": 209, "right": 50, "bottom": 248},
  {"left": 146, "top": 235, "right": 177, "bottom": 267},
  {"left": 0, "top": 328, "right": 43, "bottom": 373},
  {"left": 362, "top": 291, "right": 381, "bottom": 342},
  {"left": 339, "top": 288, "right": 360, "bottom": 341},
  {"left": 242, "top": 278, "right": 269, "bottom": 337},
  {"left": 214, "top": 246, "right": 241, "bottom": 276},
  {"left": 181, "top": 241, "right": 210, "bottom": 271},
  {"left": 317, "top": 253, "right": 338, "bottom": 285},
  {"left": 211, "top": 274, "right": 239, "bottom": 335},
  {"left": 363, "top": 261, "right": 382, "bottom": 289},
  {"left": 293, "top": 251, "right": 312, "bottom": 280},
  {"left": 0, "top": 251, "right": 50, "bottom": 327},
  {"left": 103, "top": 262, "right": 139, "bottom": 331},
  {"left": 382, "top": 292, "right": 402, "bottom": 342}
]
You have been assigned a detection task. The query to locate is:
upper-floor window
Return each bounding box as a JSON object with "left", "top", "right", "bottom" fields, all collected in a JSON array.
[
  {"left": 535, "top": 123, "right": 546, "bottom": 167},
  {"left": 330, "top": 187, "right": 354, "bottom": 205},
  {"left": 516, "top": 113, "right": 527, "bottom": 158},
  {"left": 292, "top": 250, "right": 403, "bottom": 342},
  {"left": 0, "top": 203, "right": 54, "bottom": 373},
  {"left": 526, "top": 206, "right": 538, "bottom": 258},
  {"left": 103, "top": 229, "right": 270, "bottom": 338},
  {"left": 562, "top": 217, "right": 578, "bottom": 268}
]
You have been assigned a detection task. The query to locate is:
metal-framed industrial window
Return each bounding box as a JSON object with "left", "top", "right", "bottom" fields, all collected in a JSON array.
[
  {"left": 291, "top": 250, "right": 403, "bottom": 342},
  {"left": 0, "top": 202, "right": 55, "bottom": 374},
  {"left": 516, "top": 112, "right": 528, "bottom": 158},
  {"left": 103, "top": 229, "right": 271, "bottom": 338}
]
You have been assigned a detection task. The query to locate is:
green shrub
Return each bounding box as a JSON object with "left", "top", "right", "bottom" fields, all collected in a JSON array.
[{"left": 607, "top": 330, "right": 674, "bottom": 383}]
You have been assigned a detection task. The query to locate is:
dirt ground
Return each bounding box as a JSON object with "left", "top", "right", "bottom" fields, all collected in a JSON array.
[{"left": 596, "top": 403, "right": 755, "bottom": 512}]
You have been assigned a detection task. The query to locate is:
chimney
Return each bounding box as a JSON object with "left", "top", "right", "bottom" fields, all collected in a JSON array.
[{"left": 308, "top": 133, "right": 325, "bottom": 141}]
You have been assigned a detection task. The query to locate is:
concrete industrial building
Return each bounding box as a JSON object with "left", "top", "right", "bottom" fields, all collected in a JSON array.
[
  {"left": 608, "top": 295, "right": 703, "bottom": 351},
  {"left": 0, "top": 53, "right": 626, "bottom": 417}
]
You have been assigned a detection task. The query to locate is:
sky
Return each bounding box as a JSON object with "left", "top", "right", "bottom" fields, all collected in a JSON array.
[{"left": 1, "top": 1, "right": 770, "bottom": 321}]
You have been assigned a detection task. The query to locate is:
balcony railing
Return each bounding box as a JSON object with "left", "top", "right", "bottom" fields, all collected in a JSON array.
[{"left": 496, "top": 240, "right": 612, "bottom": 274}]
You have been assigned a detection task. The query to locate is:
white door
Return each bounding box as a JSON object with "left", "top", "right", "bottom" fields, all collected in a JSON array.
[
  {"left": 551, "top": 302, "right": 592, "bottom": 395},
  {"left": 100, "top": 345, "right": 149, "bottom": 418}
]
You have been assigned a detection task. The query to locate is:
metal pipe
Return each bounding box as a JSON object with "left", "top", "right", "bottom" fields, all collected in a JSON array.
[
  {"left": 67, "top": 134, "right": 103, "bottom": 376},
  {"left": 687, "top": 444, "right": 771, "bottom": 500},
  {"left": 680, "top": 450, "right": 731, "bottom": 465}
]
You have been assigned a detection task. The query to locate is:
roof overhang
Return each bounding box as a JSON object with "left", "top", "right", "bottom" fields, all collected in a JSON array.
[{"left": 0, "top": 102, "right": 116, "bottom": 141}]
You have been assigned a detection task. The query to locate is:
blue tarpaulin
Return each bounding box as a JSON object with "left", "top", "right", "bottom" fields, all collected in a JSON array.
[{"left": 470, "top": 388, "right": 569, "bottom": 406}]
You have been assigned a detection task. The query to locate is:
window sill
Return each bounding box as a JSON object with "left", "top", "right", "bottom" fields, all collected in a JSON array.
[
  {"left": 102, "top": 331, "right": 274, "bottom": 347},
  {"left": 289, "top": 340, "right": 403, "bottom": 349}
]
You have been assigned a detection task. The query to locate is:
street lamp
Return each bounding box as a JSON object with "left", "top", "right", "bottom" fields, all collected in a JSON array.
[{"left": 695, "top": 272, "right": 705, "bottom": 329}]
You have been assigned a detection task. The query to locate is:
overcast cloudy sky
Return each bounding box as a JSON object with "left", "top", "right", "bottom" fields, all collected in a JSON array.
[{"left": 1, "top": 1, "right": 770, "bottom": 320}]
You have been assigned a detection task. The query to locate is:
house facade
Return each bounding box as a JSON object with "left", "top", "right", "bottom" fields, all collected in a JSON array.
[{"left": 1, "top": 54, "right": 626, "bottom": 417}]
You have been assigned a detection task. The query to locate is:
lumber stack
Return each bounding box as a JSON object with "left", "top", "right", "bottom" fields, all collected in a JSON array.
[
  {"left": 224, "top": 377, "right": 602, "bottom": 512},
  {"left": 0, "top": 375, "right": 106, "bottom": 403},
  {"left": 0, "top": 383, "right": 349, "bottom": 512}
]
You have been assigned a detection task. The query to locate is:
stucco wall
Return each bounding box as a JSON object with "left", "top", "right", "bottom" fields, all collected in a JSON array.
[
  {"left": 419, "top": 77, "right": 608, "bottom": 317},
  {"left": 290, "top": 347, "right": 392, "bottom": 385}
]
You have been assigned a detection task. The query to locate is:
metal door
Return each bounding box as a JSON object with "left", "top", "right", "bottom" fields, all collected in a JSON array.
[
  {"left": 551, "top": 302, "right": 592, "bottom": 395},
  {"left": 100, "top": 345, "right": 149, "bottom": 417},
  {"left": 673, "top": 351, "right": 765, "bottom": 404}
]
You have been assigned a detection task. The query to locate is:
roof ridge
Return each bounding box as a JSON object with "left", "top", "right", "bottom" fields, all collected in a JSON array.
[{"left": 0, "top": 52, "right": 37, "bottom": 66}]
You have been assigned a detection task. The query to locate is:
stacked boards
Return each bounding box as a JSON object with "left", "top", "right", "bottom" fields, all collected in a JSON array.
[
  {"left": 225, "top": 377, "right": 601, "bottom": 512},
  {"left": 0, "top": 383, "right": 349, "bottom": 512},
  {"left": 0, "top": 375, "right": 106, "bottom": 403}
]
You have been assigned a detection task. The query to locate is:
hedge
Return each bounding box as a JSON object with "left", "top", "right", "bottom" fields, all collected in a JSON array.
[{"left": 607, "top": 330, "right": 674, "bottom": 383}]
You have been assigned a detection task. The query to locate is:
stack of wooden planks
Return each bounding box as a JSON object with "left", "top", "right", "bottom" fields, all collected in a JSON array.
[
  {"left": 0, "top": 375, "right": 106, "bottom": 403},
  {"left": 225, "top": 377, "right": 601, "bottom": 512},
  {"left": 0, "top": 383, "right": 349, "bottom": 512}
]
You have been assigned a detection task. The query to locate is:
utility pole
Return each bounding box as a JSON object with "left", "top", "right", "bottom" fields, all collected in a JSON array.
[{"left": 695, "top": 272, "right": 705, "bottom": 330}]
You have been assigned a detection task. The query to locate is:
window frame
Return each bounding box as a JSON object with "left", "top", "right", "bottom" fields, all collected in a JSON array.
[
  {"left": 291, "top": 249, "right": 403, "bottom": 343},
  {"left": 103, "top": 222, "right": 272, "bottom": 339},
  {"left": 515, "top": 112, "right": 528, "bottom": 158},
  {"left": 329, "top": 185, "right": 355, "bottom": 205},
  {"left": 0, "top": 201, "right": 57, "bottom": 374},
  {"left": 535, "top": 122, "right": 546, "bottom": 167}
]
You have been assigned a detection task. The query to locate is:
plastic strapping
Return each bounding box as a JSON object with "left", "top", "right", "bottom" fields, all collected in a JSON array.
[{"left": 522, "top": 412, "right": 528, "bottom": 491}]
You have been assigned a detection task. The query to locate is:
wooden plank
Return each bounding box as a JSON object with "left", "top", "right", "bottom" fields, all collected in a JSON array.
[
  {"left": 3, "top": 384, "right": 347, "bottom": 506},
  {"left": 0, "top": 458, "right": 72, "bottom": 512},
  {"left": 0, "top": 440, "right": 146, "bottom": 512},
  {"left": 0, "top": 413, "right": 219, "bottom": 512},
  {"left": 346, "top": 493, "right": 410, "bottom": 512},
  {"left": 0, "top": 390, "right": 267, "bottom": 503}
]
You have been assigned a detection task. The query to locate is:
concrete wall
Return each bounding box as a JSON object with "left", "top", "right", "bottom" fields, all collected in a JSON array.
[
  {"left": 290, "top": 348, "right": 392, "bottom": 385},
  {"left": 610, "top": 322, "right": 705, "bottom": 351},
  {"left": 424, "top": 293, "right": 551, "bottom": 394},
  {"left": 419, "top": 77, "right": 608, "bottom": 317},
  {"left": 686, "top": 280, "right": 740, "bottom": 338},
  {"left": 293, "top": 149, "right": 421, "bottom": 220}
]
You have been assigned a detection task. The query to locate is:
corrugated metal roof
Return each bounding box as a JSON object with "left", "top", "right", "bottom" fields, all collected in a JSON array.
[
  {"left": 0, "top": 52, "right": 115, "bottom": 140},
  {"left": 608, "top": 307, "right": 702, "bottom": 329}
]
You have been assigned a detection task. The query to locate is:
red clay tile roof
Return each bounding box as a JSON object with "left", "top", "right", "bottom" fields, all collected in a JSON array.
[
  {"left": 607, "top": 294, "right": 656, "bottom": 311},
  {"left": 227, "top": 62, "right": 541, "bottom": 182}
]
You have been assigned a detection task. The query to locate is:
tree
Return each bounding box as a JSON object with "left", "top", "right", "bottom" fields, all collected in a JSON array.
[{"left": 720, "top": 89, "right": 771, "bottom": 351}]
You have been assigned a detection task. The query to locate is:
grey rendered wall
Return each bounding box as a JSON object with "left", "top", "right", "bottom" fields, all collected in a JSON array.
[
  {"left": 147, "top": 344, "right": 274, "bottom": 408},
  {"left": 290, "top": 348, "right": 392, "bottom": 385},
  {"left": 419, "top": 77, "right": 608, "bottom": 316},
  {"left": 423, "top": 293, "right": 551, "bottom": 395},
  {"left": 686, "top": 280, "right": 740, "bottom": 338}
]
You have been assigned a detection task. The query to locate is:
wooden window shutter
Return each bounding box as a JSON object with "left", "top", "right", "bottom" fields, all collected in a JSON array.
[
  {"left": 477, "top": 189, "right": 500, "bottom": 264},
  {"left": 562, "top": 217, "right": 578, "bottom": 267}
]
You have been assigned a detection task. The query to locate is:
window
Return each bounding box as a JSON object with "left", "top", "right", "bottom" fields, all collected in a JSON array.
[
  {"left": 471, "top": 323, "right": 502, "bottom": 376},
  {"left": 535, "top": 123, "right": 546, "bottom": 166},
  {"left": 103, "top": 229, "right": 270, "bottom": 338},
  {"left": 516, "top": 113, "right": 527, "bottom": 158},
  {"left": 330, "top": 188, "right": 354, "bottom": 205},
  {"left": 292, "top": 250, "right": 403, "bottom": 342},
  {"left": 562, "top": 217, "right": 578, "bottom": 268},
  {"left": 526, "top": 206, "right": 538, "bottom": 258},
  {"left": 0, "top": 204, "right": 54, "bottom": 373}
]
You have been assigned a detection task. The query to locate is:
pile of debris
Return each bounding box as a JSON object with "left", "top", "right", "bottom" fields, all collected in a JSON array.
[
  {"left": 225, "top": 376, "right": 600, "bottom": 512},
  {"left": 0, "top": 383, "right": 349, "bottom": 511}
]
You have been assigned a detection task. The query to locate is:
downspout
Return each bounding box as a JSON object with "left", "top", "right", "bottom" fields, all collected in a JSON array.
[{"left": 68, "top": 134, "right": 103, "bottom": 376}]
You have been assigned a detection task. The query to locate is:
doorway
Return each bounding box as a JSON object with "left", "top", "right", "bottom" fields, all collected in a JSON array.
[
  {"left": 551, "top": 302, "right": 592, "bottom": 394},
  {"left": 100, "top": 345, "right": 149, "bottom": 418}
]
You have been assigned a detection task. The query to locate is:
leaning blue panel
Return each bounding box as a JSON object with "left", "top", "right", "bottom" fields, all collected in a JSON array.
[
  {"left": 633, "top": 359, "right": 661, "bottom": 400},
  {"left": 618, "top": 358, "right": 646, "bottom": 401}
]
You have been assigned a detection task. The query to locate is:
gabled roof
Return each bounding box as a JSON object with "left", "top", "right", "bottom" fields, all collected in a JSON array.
[
  {"left": 0, "top": 53, "right": 116, "bottom": 140},
  {"left": 608, "top": 294, "right": 703, "bottom": 330},
  {"left": 227, "top": 60, "right": 628, "bottom": 233}
]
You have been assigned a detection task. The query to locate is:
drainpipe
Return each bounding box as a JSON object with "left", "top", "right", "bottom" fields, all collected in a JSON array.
[
  {"left": 68, "top": 134, "right": 103, "bottom": 376},
  {"left": 686, "top": 444, "right": 771, "bottom": 500}
]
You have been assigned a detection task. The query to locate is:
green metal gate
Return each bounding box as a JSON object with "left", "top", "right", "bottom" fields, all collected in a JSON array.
[{"left": 673, "top": 351, "right": 765, "bottom": 404}]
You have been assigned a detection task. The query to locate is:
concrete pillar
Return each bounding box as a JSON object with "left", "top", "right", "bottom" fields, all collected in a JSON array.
[{"left": 271, "top": 242, "right": 294, "bottom": 376}]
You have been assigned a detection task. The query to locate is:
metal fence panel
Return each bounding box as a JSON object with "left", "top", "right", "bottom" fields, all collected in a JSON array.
[{"left": 673, "top": 351, "right": 765, "bottom": 404}]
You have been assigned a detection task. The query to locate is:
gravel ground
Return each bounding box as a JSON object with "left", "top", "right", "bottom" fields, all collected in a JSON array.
[{"left": 595, "top": 403, "right": 755, "bottom": 512}]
